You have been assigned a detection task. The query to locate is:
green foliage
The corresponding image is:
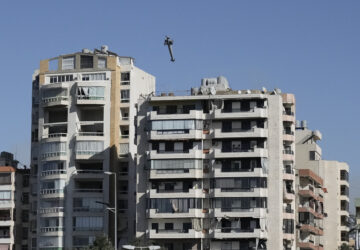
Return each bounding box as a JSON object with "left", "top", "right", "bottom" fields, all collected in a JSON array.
[
  {"left": 339, "top": 243, "right": 351, "bottom": 250},
  {"left": 87, "top": 235, "right": 114, "bottom": 250}
]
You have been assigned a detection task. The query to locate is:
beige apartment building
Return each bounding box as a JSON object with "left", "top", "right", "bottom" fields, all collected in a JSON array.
[
  {"left": 0, "top": 152, "right": 30, "bottom": 250},
  {"left": 295, "top": 123, "right": 350, "bottom": 250},
  {"left": 29, "top": 46, "right": 155, "bottom": 250},
  {"left": 136, "top": 77, "right": 297, "bottom": 250}
]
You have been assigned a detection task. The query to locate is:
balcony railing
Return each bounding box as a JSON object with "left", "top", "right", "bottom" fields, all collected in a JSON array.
[
  {"left": 156, "top": 108, "right": 195, "bottom": 115},
  {"left": 73, "top": 189, "right": 103, "bottom": 193},
  {"left": 221, "top": 187, "right": 255, "bottom": 192},
  {"left": 0, "top": 234, "right": 10, "bottom": 238},
  {"left": 41, "top": 170, "right": 66, "bottom": 176},
  {"left": 222, "top": 147, "right": 256, "bottom": 153},
  {"left": 39, "top": 207, "right": 64, "bottom": 214},
  {"left": 75, "top": 150, "right": 102, "bottom": 155},
  {"left": 73, "top": 227, "right": 103, "bottom": 231},
  {"left": 40, "top": 189, "right": 64, "bottom": 195},
  {"left": 42, "top": 152, "right": 66, "bottom": 159},
  {"left": 283, "top": 111, "right": 294, "bottom": 116},
  {"left": 283, "top": 150, "right": 294, "bottom": 155},
  {"left": 156, "top": 189, "right": 190, "bottom": 193},
  {"left": 43, "top": 133, "right": 67, "bottom": 139},
  {"left": 283, "top": 130, "right": 294, "bottom": 135},
  {"left": 77, "top": 132, "right": 104, "bottom": 137},
  {"left": 0, "top": 216, "right": 11, "bottom": 221},
  {"left": 218, "top": 227, "right": 255, "bottom": 233},
  {"left": 221, "top": 207, "right": 255, "bottom": 212},
  {"left": 42, "top": 96, "right": 68, "bottom": 104},
  {"left": 77, "top": 95, "right": 104, "bottom": 100},
  {"left": 222, "top": 128, "right": 255, "bottom": 133},
  {"left": 156, "top": 229, "right": 190, "bottom": 233},
  {"left": 222, "top": 107, "right": 264, "bottom": 113},
  {"left": 40, "top": 227, "right": 64, "bottom": 233},
  {"left": 73, "top": 207, "right": 103, "bottom": 213}
]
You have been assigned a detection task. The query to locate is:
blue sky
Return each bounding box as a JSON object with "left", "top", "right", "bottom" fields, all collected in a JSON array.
[{"left": 0, "top": 1, "right": 359, "bottom": 209}]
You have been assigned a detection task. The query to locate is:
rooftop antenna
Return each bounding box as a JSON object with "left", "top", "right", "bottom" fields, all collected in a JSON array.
[{"left": 164, "top": 36, "right": 175, "bottom": 62}]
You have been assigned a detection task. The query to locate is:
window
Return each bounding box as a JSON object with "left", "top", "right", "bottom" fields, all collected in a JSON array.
[
  {"left": 49, "top": 74, "right": 73, "bottom": 83},
  {"left": 76, "top": 141, "right": 104, "bottom": 155},
  {"left": 151, "top": 223, "right": 158, "bottom": 232},
  {"left": 309, "top": 151, "right": 321, "bottom": 160},
  {"left": 340, "top": 170, "right": 349, "bottom": 181},
  {"left": 82, "top": 73, "right": 106, "bottom": 81},
  {"left": 0, "top": 173, "right": 11, "bottom": 184},
  {"left": 150, "top": 159, "right": 203, "bottom": 170},
  {"left": 73, "top": 216, "right": 103, "bottom": 231},
  {"left": 77, "top": 86, "right": 105, "bottom": 100},
  {"left": 283, "top": 219, "right": 294, "bottom": 234},
  {"left": 0, "top": 191, "right": 11, "bottom": 200},
  {"left": 165, "top": 223, "right": 173, "bottom": 230},
  {"left": 97, "top": 57, "right": 106, "bottom": 69},
  {"left": 121, "top": 90, "right": 130, "bottom": 102},
  {"left": 62, "top": 57, "right": 75, "bottom": 70},
  {"left": 22, "top": 193, "right": 29, "bottom": 204},
  {"left": 80, "top": 55, "right": 93, "bottom": 69},
  {"left": 22, "top": 227, "right": 28, "bottom": 240},
  {"left": 183, "top": 223, "right": 192, "bottom": 232},
  {"left": 121, "top": 72, "right": 130, "bottom": 85}
]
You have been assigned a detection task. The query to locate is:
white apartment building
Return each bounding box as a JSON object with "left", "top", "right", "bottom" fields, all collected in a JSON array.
[
  {"left": 0, "top": 167, "right": 15, "bottom": 250},
  {"left": 136, "top": 77, "right": 297, "bottom": 250},
  {"left": 295, "top": 122, "right": 350, "bottom": 250},
  {"left": 30, "top": 46, "right": 155, "bottom": 250}
]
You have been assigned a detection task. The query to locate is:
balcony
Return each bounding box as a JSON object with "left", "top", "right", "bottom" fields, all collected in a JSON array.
[
  {"left": 39, "top": 226, "right": 64, "bottom": 236},
  {"left": 283, "top": 130, "right": 295, "bottom": 142},
  {"left": 213, "top": 165, "right": 267, "bottom": 178},
  {"left": 149, "top": 168, "right": 205, "bottom": 179},
  {"left": 76, "top": 83, "right": 106, "bottom": 105},
  {"left": 298, "top": 205, "right": 324, "bottom": 219},
  {"left": 42, "top": 96, "right": 69, "bottom": 107},
  {"left": 211, "top": 187, "right": 267, "bottom": 198},
  {"left": 73, "top": 227, "right": 103, "bottom": 232},
  {"left": 149, "top": 188, "right": 206, "bottom": 199},
  {"left": 38, "top": 207, "right": 64, "bottom": 216},
  {"left": 149, "top": 229, "right": 201, "bottom": 239},
  {"left": 282, "top": 94, "right": 295, "bottom": 105},
  {"left": 76, "top": 122, "right": 104, "bottom": 141},
  {"left": 213, "top": 228, "right": 266, "bottom": 239},
  {"left": 75, "top": 141, "right": 104, "bottom": 160},
  {"left": 213, "top": 107, "right": 267, "bottom": 120},
  {"left": 214, "top": 148, "right": 268, "bottom": 158},
  {"left": 282, "top": 111, "right": 295, "bottom": 123},
  {"left": 213, "top": 207, "right": 267, "bottom": 218},
  {"left": 300, "top": 224, "right": 323, "bottom": 236},
  {"left": 214, "top": 127, "right": 268, "bottom": 139},
  {"left": 148, "top": 110, "right": 205, "bottom": 121},
  {"left": 40, "top": 169, "right": 67, "bottom": 180},
  {"left": 149, "top": 129, "right": 204, "bottom": 141},
  {"left": 147, "top": 208, "right": 208, "bottom": 219},
  {"left": 282, "top": 149, "right": 294, "bottom": 161},
  {"left": 298, "top": 185, "right": 323, "bottom": 202},
  {"left": 148, "top": 149, "right": 204, "bottom": 160},
  {"left": 40, "top": 189, "right": 64, "bottom": 199}
]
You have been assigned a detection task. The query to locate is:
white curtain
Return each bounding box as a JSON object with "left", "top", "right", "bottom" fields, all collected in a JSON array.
[
  {"left": 0, "top": 191, "right": 11, "bottom": 200},
  {"left": 62, "top": 57, "right": 75, "bottom": 70},
  {"left": 42, "top": 142, "right": 66, "bottom": 154},
  {"left": 76, "top": 141, "right": 103, "bottom": 154}
]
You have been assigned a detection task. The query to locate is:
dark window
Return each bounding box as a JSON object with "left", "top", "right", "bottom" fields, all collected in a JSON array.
[
  {"left": 309, "top": 151, "right": 316, "bottom": 160},
  {"left": 340, "top": 170, "right": 349, "bottom": 181},
  {"left": 80, "top": 55, "right": 93, "bottom": 69},
  {"left": 121, "top": 72, "right": 130, "bottom": 82},
  {"left": 151, "top": 223, "right": 158, "bottom": 232},
  {"left": 165, "top": 223, "right": 173, "bottom": 230},
  {"left": 283, "top": 219, "right": 294, "bottom": 234},
  {"left": 183, "top": 222, "right": 192, "bottom": 232},
  {"left": 166, "top": 105, "right": 177, "bottom": 114}
]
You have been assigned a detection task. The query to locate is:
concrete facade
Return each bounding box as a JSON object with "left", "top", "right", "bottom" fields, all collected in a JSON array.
[
  {"left": 136, "top": 78, "right": 297, "bottom": 250},
  {"left": 295, "top": 124, "right": 350, "bottom": 250},
  {"left": 0, "top": 152, "right": 30, "bottom": 250},
  {"left": 30, "top": 47, "right": 155, "bottom": 249}
]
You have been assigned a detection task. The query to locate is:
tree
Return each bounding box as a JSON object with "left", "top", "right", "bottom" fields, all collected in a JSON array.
[
  {"left": 339, "top": 243, "right": 351, "bottom": 250},
  {"left": 87, "top": 235, "right": 114, "bottom": 250}
]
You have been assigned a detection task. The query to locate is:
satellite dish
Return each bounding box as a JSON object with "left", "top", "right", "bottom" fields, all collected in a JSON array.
[{"left": 210, "top": 86, "right": 216, "bottom": 95}]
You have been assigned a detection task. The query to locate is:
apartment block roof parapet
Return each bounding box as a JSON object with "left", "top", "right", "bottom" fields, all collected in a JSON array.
[
  {"left": 299, "top": 169, "right": 324, "bottom": 186},
  {"left": 355, "top": 198, "right": 360, "bottom": 207},
  {"left": 0, "top": 166, "right": 16, "bottom": 172}
]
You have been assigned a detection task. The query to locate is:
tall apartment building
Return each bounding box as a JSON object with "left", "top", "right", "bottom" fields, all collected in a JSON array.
[
  {"left": 0, "top": 152, "right": 30, "bottom": 250},
  {"left": 295, "top": 123, "right": 350, "bottom": 250},
  {"left": 30, "top": 46, "right": 155, "bottom": 250},
  {"left": 136, "top": 77, "right": 297, "bottom": 250},
  {"left": 295, "top": 168, "right": 325, "bottom": 249}
]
